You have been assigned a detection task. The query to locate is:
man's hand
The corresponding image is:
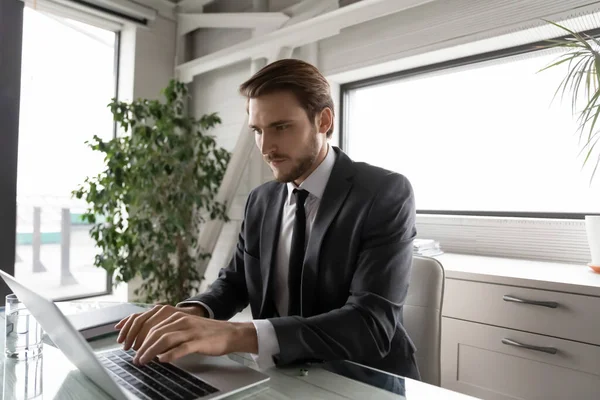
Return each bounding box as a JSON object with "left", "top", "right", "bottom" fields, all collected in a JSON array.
[
  {"left": 131, "top": 313, "right": 258, "bottom": 366},
  {"left": 115, "top": 304, "right": 206, "bottom": 352},
  {"left": 114, "top": 305, "right": 258, "bottom": 366}
]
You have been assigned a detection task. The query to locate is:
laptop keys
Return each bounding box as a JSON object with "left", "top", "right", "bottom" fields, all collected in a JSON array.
[
  {"left": 119, "top": 350, "right": 218, "bottom": 396},
  {"left": 100, "top": 349, "right": 219, "bottom": 400}
]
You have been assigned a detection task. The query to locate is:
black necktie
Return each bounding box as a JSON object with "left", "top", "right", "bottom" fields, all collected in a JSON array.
[{"left": 288, "top": 189, "right": 309, "bottom": 316}]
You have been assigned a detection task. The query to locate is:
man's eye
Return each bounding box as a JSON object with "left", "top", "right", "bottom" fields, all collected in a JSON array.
[
  {"left": 252, "top": 128, "right": 262, "bottom": 135},
  {"left": 276, "top": 124, "right": 288, "bottom": 131}
]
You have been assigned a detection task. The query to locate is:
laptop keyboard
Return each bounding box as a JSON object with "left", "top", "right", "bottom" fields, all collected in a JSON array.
[{"left": 99, "top": 349, "right": 219, "bottom": 400}]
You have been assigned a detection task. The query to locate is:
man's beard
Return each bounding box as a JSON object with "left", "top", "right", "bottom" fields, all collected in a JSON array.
[
  {"left": 275, "top": 132, "right": 320, "bottom": 183},
  {"left": 275, "top": 154, "right": 315, "bottom": 183}
]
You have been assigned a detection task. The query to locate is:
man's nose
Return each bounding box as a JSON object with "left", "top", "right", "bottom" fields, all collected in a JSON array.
[{"left": 260, "top": 132, "right": 276, "bottom": 156}]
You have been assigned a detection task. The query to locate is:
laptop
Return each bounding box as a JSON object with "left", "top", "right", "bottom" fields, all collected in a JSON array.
[{"left": 0, "top": 270, "right": 270, "bottom": 400}]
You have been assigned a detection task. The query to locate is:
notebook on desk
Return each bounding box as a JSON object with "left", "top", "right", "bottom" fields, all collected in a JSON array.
[{"left": 67, "top": 303, "right": 148, "bottom": 340}]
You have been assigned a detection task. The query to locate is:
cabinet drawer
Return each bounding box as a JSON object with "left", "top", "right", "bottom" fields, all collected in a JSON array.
[
  {"left": 441, "top": 318, "right": 600, "bottom": 400},
  {"left": 443, "top": 279, "right": 600, "bottom": 345}
]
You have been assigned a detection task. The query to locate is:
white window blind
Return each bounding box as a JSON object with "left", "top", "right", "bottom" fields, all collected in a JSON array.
[
  {"left": 345, "top": 50, "right": 600, "bottom": 215},
  {"left": 343, "top": 44, "right": 600, "bottom": 263}
]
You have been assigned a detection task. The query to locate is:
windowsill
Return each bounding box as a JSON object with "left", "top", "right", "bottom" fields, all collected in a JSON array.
[
  {"left": 434, "top": 253, "right": 600, "bottom": 297},
  {"left": 85, "top": 282, "right": 128, "bottom": 303}
]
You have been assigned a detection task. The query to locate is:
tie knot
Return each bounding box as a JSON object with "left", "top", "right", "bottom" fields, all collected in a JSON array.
[{"left": 293, "top": 189, "right": 309, "bottom": 206}]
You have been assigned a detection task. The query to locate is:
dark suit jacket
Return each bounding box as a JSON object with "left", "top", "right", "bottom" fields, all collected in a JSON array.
[{"left": 187, "top": 147, "right": 419, "bottom": 379}]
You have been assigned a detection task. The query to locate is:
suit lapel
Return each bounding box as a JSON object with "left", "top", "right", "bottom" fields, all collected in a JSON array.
[
  {"left": 259, "top": 183, "right": 287, "bottom": 318},
  {"left": 301, "top": 148, "right": 355, "bottom": 317}
]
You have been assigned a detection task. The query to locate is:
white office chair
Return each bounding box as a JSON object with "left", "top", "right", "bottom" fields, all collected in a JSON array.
[{"left": 404, "top": 255, "right": 445, "bottom": 386}]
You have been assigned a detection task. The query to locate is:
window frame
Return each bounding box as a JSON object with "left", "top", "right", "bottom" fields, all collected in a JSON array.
[{"left": 339, "top": 27, "right": 600, "bottom": 220}]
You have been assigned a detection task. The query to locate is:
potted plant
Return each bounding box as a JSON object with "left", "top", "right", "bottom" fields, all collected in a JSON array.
[
  {"left": 73, "top": 80, "right": 231, "bottom": 303},
  {"left": 540, "top": 21, "right": 600, "bottom": 270}
]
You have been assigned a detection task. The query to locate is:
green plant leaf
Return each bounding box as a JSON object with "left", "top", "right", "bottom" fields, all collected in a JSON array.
[
  {"left": 590, "top": 140, "right": 600, "bottom": 183},
  {"left": 73, "top": 79, "right": 231, "bottom": 303},
  {"left": 541, "top": 20, "right": 600, "bottom": 183},
  {"left": 543, "top": 20, "right": 593, "bottom": 51},
  {"left": 537, "top": 52, "right": 583, "bottom": 73}
]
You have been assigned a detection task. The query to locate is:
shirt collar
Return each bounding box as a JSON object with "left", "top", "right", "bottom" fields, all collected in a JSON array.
[{"left": 287, "top": 144, "right": 336, "bottom": 205}]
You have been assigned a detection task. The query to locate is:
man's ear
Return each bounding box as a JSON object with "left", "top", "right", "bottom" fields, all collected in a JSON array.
[{"left": 316, "top": 108, "right": 333, "bottom": 135}]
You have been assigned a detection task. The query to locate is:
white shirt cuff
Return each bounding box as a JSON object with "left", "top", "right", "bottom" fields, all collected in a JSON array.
[
  {"left": 176, "top": 301, "right": 214, "bottom": 319},
  {"left": 251, "top": 320, "right": 280, "bottom": 370}
]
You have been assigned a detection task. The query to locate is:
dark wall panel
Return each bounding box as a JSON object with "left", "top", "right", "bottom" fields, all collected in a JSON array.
[{"left": 0, "top": 0, "right": 24, "bottom": 306}]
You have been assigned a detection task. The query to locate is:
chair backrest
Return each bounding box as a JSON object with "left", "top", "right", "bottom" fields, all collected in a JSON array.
[{"left": 404, "top": 255, "right": 445, "bottom": 386}]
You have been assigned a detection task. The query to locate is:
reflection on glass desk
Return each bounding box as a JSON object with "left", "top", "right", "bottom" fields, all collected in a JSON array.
[
  {"left": 322, "top": 360, "right": 406, "bottom": 396},
  {"left": 2, "top": 355, "right": 43, "bottom": 400},
  {"left": 1, "top": 301, "right": 478, "bottom": 399}
]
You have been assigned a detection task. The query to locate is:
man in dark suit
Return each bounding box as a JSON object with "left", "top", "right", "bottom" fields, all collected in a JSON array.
[{"left": 115, "top": 59, "right": 419, "bottom": 380}]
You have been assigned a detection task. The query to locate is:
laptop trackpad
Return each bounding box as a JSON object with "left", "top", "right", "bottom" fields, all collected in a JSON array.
[{"left": 172, "top": 353, "right": 269, "bottom": 393}]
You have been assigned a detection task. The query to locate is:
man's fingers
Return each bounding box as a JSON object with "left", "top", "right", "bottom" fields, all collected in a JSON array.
[
  {"left": 115, "top": 317, "right": 128, "bottom": 330},
  {"left": 123, "top": 306, "right": 166, "bottom": 350},
  {"left": 134, "top": 313, "right": 187, "bottom": 357},
  {"left": 135, "top": 328, "right": 189, "bottom": 365},
  {"left": 158, "top": 342, "right": 196, "bottom": 364},
  {"left": 117, "top": 313, "right": 141, "bottom": 344},
  {"left": 118, "top": 306, "right": 161, "bottom": 347},
  {"left": 132, "top": 308, "right": 176, "bottom": 351}
]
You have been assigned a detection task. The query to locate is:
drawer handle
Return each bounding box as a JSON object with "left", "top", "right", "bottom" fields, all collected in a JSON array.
[
  {"left": 502, "top": 295, "right": 558, "bottom": 309},
  {"left": 502, "top": 338, "right": 557, "bottom": 355}
]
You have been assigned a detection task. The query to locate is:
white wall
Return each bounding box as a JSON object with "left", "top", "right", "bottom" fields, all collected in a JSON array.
[
  {"left": 134, "top": 17, "right": 177, "bottom": 100},
  {"left": 119, "top": 16, "right": 176, "bottom": 102},
  {"left": 190, "top": 3, "right": 251, "bottom": 291},
  {"left": 190, "top": 60, "right": 252, "bottom": 290}
]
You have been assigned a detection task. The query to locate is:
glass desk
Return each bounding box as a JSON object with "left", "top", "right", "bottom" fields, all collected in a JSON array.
[{"left": 1, "top": 301, "right": 477, "bottom": 399}]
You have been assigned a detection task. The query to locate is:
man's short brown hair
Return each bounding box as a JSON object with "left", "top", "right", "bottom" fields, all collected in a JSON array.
[{"left": 239, "top": 59, "right": 335, "bottom": 138}]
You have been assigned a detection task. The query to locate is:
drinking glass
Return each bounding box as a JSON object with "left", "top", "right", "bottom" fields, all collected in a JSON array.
[{"left": 4, "top": 294, "right": 44, "bottom": 359}]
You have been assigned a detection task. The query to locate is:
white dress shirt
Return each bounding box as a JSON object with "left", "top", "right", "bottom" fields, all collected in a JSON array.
[{"left": 179, "top": 144, "right": 336, "bottom": 370}]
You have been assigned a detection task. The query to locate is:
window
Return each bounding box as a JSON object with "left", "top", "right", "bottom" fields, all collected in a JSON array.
[
  {"left": 15, "top": 7, "right": 119, "bottom": 300},
  {"left": 342, "top": 48, "right": 600, "bottom": 217}
]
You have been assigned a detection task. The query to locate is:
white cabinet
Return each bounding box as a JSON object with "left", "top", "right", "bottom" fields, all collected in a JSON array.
[
  {"left": 438, "top": 254, "right": 600, "bottom": 400},
  {"left": 443, "top": 279, "right": 600, "bottom": 346},
  {"left": 442, "top": 318, "right": 600, "bottom": 400}
]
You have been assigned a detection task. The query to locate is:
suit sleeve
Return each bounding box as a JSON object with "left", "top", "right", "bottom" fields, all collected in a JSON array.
[
  {"left": 269, "top": 174, "right": 416, "bottom": 366},
  {"left": 179, "top": 195, "right": 253, "bottom": 321}
]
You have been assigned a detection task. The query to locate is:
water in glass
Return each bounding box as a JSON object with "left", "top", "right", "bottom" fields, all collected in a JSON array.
[{"left": 5, "top": 294, "right": 43, "bottom": 359}]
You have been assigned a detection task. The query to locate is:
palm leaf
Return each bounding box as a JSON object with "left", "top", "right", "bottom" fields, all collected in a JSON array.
[
  {"left": 567, "top": 55, "right": 590, "bottom": 98},
  {"left": 549, "top": 56, "right": 579, "bottom": 103},
  {"left": 586, "top": 97, "right": 600, "bottom": 141},
  {"left": 537, "top": 52, "right": 585, "bottom": 72},
  {"left": 584, "top": 33, "right": 600, "bottom": 50},
  {"left": 585, "top": 57, "right": 594, "bottom": 98},
  {"left": 580, "top": 134, "right": 600, "bottom": 162},
  {"left": 584, "top": 140, "right": 600, "bottom": 185},
  {"left": 571, "top": 56, "right": 596, "bottom": 114},
  {"left": 541, "top": 20, "right": 600, "bottom": 182},
  {"left": 544, "top": 20, "right": 594, "bottom": 51},
  {"left": 576, "top": 91, "right": 600, "bottom": 144},
  {"left": 572, "top": 57, "right": 591, "bottom": 98},
  {"left": 577, "top": 128, "right": 599, "bottom": 155},
  {"left": 577, "top": 103, "right": 600, "bottom": 130},
  {"left": 579, "top": 88, "right": 600, "bottom": 128},
  {"left": 595, "top": 55, "right": 600, "bottom": 86},
  {"left": 559, "top": 55, "right": 587, "bottom": 103}
]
